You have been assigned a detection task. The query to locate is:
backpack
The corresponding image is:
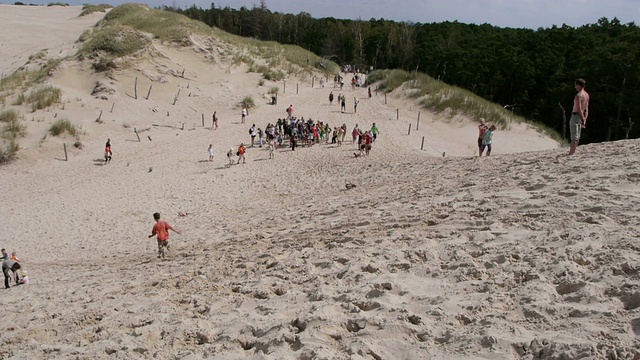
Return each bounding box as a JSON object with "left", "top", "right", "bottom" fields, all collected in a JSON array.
[{"left": 249, "top": 128, "right": 252, "bottom": 134}]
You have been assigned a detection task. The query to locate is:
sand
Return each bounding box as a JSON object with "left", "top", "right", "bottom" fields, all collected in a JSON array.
[{"left": 1, "top": 4, "right": 639, "bottom": 360}]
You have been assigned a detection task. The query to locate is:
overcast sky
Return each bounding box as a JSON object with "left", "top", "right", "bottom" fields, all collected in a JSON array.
[{"left": 16, "top": 0, "right": 640, "bottom": 29}]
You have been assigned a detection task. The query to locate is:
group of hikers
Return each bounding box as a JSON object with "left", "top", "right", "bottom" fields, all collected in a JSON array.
[
  {"left": 221, "top": 114, "right": 380, "bottom": 165},
  {"left": 329, "top": 92, "right": 361, "bottom": 114}
]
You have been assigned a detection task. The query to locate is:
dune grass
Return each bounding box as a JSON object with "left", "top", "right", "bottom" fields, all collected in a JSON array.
[
  {"left": 49, "top": 118, "right": 78, "bottom": 137},
  {"left": 0, "top": 58, "right": 63, "bottom": 101},
  {"left": 78, "top": 23, "right": 151, "bottom": 71},
  {"left": 1, "top": 119, "right": 27, "bottom": 141},
  {"left": 79, "top": 4, "right": 112, "bottom": 17},
  {"left": 0, "top": 109, "right": 20, "bottom": 124},
  {"left": 100, "top": 4, "right": 213, "bottom": 43},
  {"left": 0, "top": 139, "right": 19, "bottom": 165},
  {"left": 214, "top": 27, "right": 339, "bottom": 79},
  {"left": 27, "top": 86, "right": 62, "bottom": 112},
  {"left": 241, "top": 96, "right": 255, "bottom": 109},
  {"left": 0, "top": 110, "right": 26, "bottom": 164},
  {"left": 82, "top": 4, "right": 339, "bottom": 78},
  {"left": 368, "top": 69, "right": 562, "bottom": 141}
]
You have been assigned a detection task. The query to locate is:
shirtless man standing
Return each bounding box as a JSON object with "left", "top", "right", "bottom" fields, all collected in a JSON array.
[{"left": 569, "top": 78, "right": 589, "bottom": 155}]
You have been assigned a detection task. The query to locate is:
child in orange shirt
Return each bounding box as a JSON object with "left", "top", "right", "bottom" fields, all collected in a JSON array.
[
  {"left": 237, "top": 143, "right": 247, "bottom": 164},
  {"left": 148, "top": 212, "right": 180, "bottom": 259}
]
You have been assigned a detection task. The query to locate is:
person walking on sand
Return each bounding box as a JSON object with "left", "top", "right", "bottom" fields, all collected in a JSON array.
[
  {"left": 329, "top": 91, "right": 334, "bottom": 105},
  {"left": 2, "top": 259, "right": 21, "bottom": 289},
  {"left": 208, "top": 144, "right": 214, "bottom": 161},
  {"left": 104, "top": 139, "right": 112, "bottom": 164},
  {"left": 569, "top": 78, "right": 590, "bottom": 155},
  {"left": 227, "top": 148, "right": 235, "bottom": 165},
  {"left": 249, "top": 124, "right": 256, "bottom": 147},
  {"left": 258, "top": 128, "right": 264, "bottom": 148},
  {"left": 269, "top": 139, "right": 275, "bottom": 159},
  {"left": 148, "top": 212, "right": 180, "bottom": 259},
  {"left": 352, "top": 125, "right": 359, "bottom": 144},
  {"left": 212, "top": 111, "right": 218, "bottom": 130},
  {"left": 354, "top": 97, "right": 359, "bottom": 114},
  {"left": 480, "top": 125, "right": 496, "bottom": 157},
  {"left": 371, "top": 123, "right": 379, "bottom": 142},
  {"left": 241, "top": 106, "right": 248, "bottom": 124},
  {"left": 477, "top": 120, "right": 488, "bottom": 156},
  {"left": 237, "top": 143, "right": 247, "bottom": 164},
  {"left": 341, "top": 96, "right": 346, "bottom": 113}
]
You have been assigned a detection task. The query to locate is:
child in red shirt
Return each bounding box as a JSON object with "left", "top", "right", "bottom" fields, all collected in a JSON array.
[{"left": 148, "top": 212, "right": 180, "bottom": 259}]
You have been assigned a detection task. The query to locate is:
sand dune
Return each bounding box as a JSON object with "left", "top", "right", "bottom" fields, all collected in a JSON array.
[{"left": 2, "top": 4, "right": 639, "bottom": 360}]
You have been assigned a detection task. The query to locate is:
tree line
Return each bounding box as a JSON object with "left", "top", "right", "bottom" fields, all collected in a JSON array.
[{"left": 166, "top": 3, "right": 640, "bottom": 143}]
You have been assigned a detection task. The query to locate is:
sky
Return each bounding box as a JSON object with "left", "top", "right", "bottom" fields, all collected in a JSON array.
[{"left": 12, "top": 0, "right": 640, "bottom": 29}]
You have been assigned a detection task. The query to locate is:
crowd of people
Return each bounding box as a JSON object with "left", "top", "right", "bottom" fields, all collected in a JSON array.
[{"left": 220, "top": 110, "right": 380, "bottom": 165}]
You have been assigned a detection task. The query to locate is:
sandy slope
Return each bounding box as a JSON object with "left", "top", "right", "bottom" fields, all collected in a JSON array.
[
  {"left": 2, "top": 4, "right": 640, "bottom": 360},
  {"left": 0, "top": 4, "right": 104, "bottom": 75}
]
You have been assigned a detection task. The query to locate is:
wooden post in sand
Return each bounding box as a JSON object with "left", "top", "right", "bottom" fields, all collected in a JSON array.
[
  {"left": 134, "top": 128, "right": 141, "bottom": 142},
  {"left": 408, "top": 123, "right": 411, "bottom": 135},
  {"left": 312, "top": 76, "right": 315, "bottom": 88},
  {"left": 397, "top": 109, "right": 399, "bottom": 120},
  {"left": 134, "top": 77, "right": 138, "bottom": 99},
  {"left": 97, "top": 110, "right": 103, "bottom": 122},
  {"left": 421, "top": 136, "right": 425, "bottom": 151},
  {"left": 173, "top": 88, "right": 180, "bottom": 105},
  {"left": 296, "top": 83, "right": 299, "bottom": 95},
  {"left": 417, "top": 111, "right": 421, "bottom": 130},
  {"left": 110, "top": 103, "right": 115, "bottom": 113},
  {"left": 63, "top": 143, "right": 68, "bottom": 161},
  {"left": 201, "top": 114, "right": 205, "bottom": 127},
  {"left": 145, "top": 85, "right": 152, "bottom": 100},
  {"left": 385, "top": 93, "right": 387, "bottom": 105},
  {"left": 283, "top": 80, "right": 286, "bottom": 94},
  {"left": 181, "top": 122, "right": 186, "bottom": 130},
  {"left": 559, "top": 102, "right": 567, "bottom": 143}
]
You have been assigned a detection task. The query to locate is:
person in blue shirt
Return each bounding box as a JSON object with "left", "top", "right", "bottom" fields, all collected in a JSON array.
[{"left": 480, "top": 125, "right": 496, "bottom": 157}]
